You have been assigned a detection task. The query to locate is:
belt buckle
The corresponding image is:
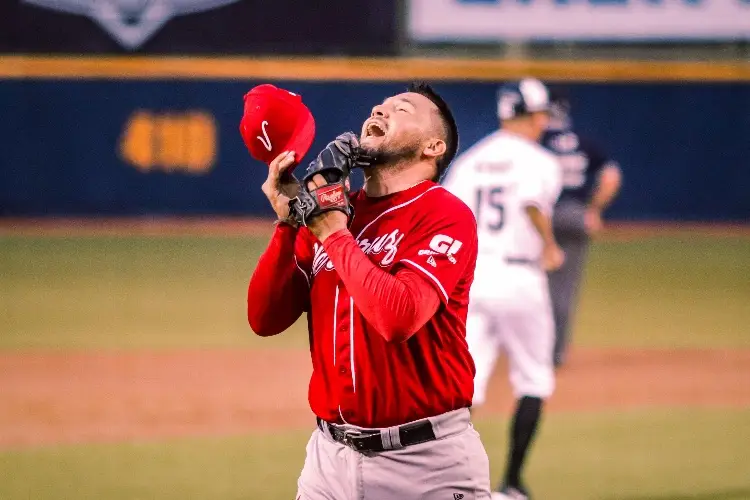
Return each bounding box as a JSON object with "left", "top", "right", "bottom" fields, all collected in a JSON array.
[{"left": 341, "top": 429, "right": 359, "bottom": 448}]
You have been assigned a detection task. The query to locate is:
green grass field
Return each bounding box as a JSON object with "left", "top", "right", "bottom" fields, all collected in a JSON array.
[
  {"left": 0, "top": 236, "right": 296, "bottom": 350},
  {"left": 576, "top": 237, "right": 750, "bottom": 349},
  {"left": 1, "top": 409, "right": 748, "bottom": 500},
  {"left": 1, "top": 231, "right": 749, "bottom": 500},
  {"left": 1, "top": 233, "right": 748, "bottom": 350}
]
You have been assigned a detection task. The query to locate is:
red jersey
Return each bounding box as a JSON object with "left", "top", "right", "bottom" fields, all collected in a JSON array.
[{"left": 248, "top": 180, "right": 478, "bottom": 428}]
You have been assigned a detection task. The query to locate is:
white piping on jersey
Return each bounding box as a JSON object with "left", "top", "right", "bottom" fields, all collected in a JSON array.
[
  {"left": 349, "top": 296, "right": 356, "bottom": 393},
  {"left": 332, "top": 285, "right": 339, "bottom": 366},
  {"left": 400, "top": 259, "right": 449, "bottom": 302},
  {"left": 294, "top": 255, "right": 311, "bottom": 288},
  {"left": 354, "top": 186, "right": 443, "bottom": 241},
  {"left": 329, "top": 186, "right": 440, "bottom": 418},
  {"left": 338, "top": 405, "right": 350, "bottom": 424}
]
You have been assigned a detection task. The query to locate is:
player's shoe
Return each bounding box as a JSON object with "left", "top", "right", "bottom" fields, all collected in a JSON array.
[{"left": 492, "top": 485, "right": 531, "bottom": 500}]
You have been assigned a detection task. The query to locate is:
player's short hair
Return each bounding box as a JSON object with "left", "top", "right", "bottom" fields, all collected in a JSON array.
[{"left": 408, "top": 82, "right": 459, "bottom": 179}]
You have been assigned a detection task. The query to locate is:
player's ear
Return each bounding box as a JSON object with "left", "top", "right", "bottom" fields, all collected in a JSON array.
[{"left": 423, "top": 138, "right": 446, "bottom": 160}]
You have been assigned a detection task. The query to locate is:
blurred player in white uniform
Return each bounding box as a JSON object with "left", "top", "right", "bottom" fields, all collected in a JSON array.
[{"left": 442, "top": 78, "right": 563, "bottom": 500}]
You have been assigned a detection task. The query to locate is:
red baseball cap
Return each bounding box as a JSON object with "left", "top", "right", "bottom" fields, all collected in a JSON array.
[{"left": 239, "top": 84, "right": 316, "bottom": 168}]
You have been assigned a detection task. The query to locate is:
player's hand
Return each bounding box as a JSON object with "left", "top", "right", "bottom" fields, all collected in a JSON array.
[
  {"left": 542, "top": 243, "right": 565, "bottom": 272},
  {"left": 305, "top": 173, "right": 349, "bottom": 242},
  {"left": 261, "top": 151, "right": 300, "bottom": 224},
  {"left": 584, "top": 208, "right": 603, "bottom": 235}
]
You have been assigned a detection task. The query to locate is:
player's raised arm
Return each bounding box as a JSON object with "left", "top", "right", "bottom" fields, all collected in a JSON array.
[
  {"left": 303, "top": 181, "right": 476, "bottom": 343},
  {"left": 320, "top": 230, "right": 442, "bottom": 343},
  {"left": 246, "top": 150, "right": 310, "bottom": 336},
  {"left": 295, "top": 135, "right": 445, "bottom": 343}
]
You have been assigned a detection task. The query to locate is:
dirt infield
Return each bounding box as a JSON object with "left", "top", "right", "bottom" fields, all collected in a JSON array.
[{"left": 1, "top": 347, "right": 748, "bottom": 449}]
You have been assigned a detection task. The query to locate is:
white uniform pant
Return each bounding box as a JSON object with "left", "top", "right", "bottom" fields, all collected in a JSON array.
[
  {"left": 467, "top": 267, "right": 555, "bottom": 406},
  {"left": 296, "top": 409, "right": 491, "bottom": 499}
]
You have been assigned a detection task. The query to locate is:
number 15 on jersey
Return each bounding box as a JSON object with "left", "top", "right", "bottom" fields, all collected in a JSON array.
[{"left": 475, "top": 186, "right": 505, "bottom": 232}]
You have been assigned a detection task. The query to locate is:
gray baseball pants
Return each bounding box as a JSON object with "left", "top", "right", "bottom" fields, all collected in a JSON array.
[
  {"left": 548, "top": 198, "right": 590, "bottom": 365},
  {"left": 295, "top": 408, "right": 491, "bottom": 499}
]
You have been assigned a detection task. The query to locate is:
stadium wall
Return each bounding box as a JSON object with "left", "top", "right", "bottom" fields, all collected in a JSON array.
[{"left": 1, "top": 57, "right": 749, "bottom": 221}]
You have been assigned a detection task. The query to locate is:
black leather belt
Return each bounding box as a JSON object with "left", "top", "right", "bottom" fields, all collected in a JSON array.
[{"left": 316, "top": 417, "right": 436, "bottom": 453}]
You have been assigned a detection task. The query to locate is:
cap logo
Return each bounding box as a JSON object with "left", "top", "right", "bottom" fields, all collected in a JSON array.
[{"left": 257, "top": 120, "right": 273, "bottom": 152}]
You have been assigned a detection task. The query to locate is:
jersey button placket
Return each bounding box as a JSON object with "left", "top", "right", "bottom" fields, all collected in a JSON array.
[
  {"left": 335, "top": 289, "right": 355, "bottom": 415},
  {"left": 335, "top": 319, "right": 350, "bottom": 377}
]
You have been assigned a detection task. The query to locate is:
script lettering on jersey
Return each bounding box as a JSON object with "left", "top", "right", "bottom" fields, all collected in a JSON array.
[
  {"left": 358, "top": 229, "right": 405, "bottom": 266},
  {"left": 311, "top": 229, "right": 406, "bottom": 276},
  {"left": 312, "top": 243, "right": 336, "bottom": 276}
]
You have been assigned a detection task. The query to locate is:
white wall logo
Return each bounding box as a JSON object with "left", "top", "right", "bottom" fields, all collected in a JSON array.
[
  {"left": 23, "top": 0, "right": 241, "bottom": 50},
  {"left": 418, "top": 234, "right": 462, "bottom": 265}
]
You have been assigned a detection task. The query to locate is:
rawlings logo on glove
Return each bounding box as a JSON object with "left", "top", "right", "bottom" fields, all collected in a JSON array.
[
  {"left": 316, "top": 185, "right": 346, "bottom": 208},
  {"left": 288, "top": 132, "right": 373, "bottom": 227}
]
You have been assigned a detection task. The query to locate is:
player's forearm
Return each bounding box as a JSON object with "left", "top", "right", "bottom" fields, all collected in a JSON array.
[
  {"left": 247, "top": 224, "right": 307, "bottom": 337},
  {"left": 589, "top": 165, "right": 622, "bottom": 212},
  {"left": 524, "top": 205, "right": 556, "bottom": 247},
  {"left": 323, "top": 230, "right": 440, "bottom": 343}
]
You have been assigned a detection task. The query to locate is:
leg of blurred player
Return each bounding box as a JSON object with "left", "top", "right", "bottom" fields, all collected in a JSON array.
[
  {"left": 497, "top": 278, "right": 555, "bottom": 500},
  {"left": 548, "top": 198, "right": 589, "bottom": 367},
  {"left": 468, "top": 276, "right": 555, "bottom": 500},
  {"left": 542, "top": 88, "right": 623, "bottom": 368}
]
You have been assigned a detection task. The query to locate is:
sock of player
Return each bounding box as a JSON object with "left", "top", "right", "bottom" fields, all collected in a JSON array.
[{"left": 502, "top": 395, "right": 543, "bottom": 490}]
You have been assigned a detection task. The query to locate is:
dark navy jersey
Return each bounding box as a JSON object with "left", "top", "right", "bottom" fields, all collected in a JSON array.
[{"left": 541, "top": 127, "right": 616, "bottom": 204}]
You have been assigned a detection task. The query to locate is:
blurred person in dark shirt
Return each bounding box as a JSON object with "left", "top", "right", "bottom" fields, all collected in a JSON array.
[{"left": 541, "top": 88, "right": 623, "bottom": 368}]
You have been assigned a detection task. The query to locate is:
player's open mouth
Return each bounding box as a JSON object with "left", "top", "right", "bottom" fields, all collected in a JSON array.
[{"left": 365, "top": 121, "right": 386, "bottom": 138}]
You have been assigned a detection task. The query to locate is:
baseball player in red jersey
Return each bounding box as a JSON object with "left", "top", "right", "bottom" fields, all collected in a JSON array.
[{"left": 247, "top": 83, "right": 491, "bottom": 499}]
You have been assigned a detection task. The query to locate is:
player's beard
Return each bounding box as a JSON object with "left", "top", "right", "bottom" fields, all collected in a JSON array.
[{"left": 360, "top": 137, "right": 421, "bottom": 168}]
